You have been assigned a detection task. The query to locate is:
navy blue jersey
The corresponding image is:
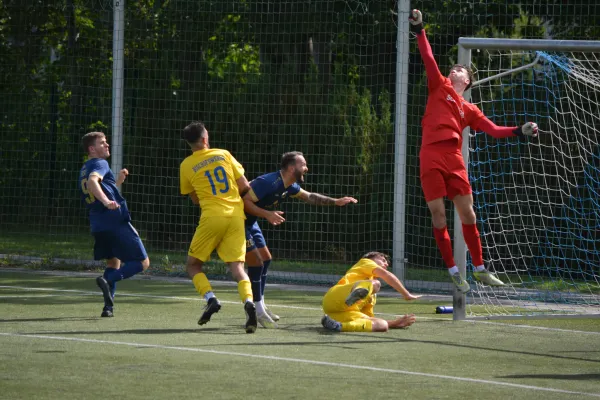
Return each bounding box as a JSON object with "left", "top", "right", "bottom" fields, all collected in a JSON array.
[
  {"left": 245, "top": 171, "right": 301, "bottom": 226},
  {"left": 79, "top": 158, "right": 130, "bottom": 232}
]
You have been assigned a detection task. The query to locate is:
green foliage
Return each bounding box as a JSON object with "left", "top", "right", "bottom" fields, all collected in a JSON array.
[
  {"left": 1, "top": 0, "right": 599, "bottom": 263},
  {"left": 205, "top": 14, "right": 261, "bottom": 85}
]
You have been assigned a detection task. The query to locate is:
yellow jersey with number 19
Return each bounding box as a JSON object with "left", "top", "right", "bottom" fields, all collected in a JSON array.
[{"left": 180, "top": 148, "right": 245, "bottom": 218}]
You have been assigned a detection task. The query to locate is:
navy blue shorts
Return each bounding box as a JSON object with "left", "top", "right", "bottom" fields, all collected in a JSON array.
[
  {"left": 245, "top": 221, "right": 267, "bottom": 252},
  {"left": 92, "top": 222, "right": 148, "bottom": 262}
]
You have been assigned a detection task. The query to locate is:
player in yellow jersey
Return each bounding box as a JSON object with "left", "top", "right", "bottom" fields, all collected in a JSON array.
[
  {"left": 180, "top": 121, "right": 257, "bottom": 333},
  {"left": 321, "top": 252, "right": 420, "bottom": 332}
]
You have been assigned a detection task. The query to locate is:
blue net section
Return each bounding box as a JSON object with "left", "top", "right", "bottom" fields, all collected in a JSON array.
[{"left": 468, "top": 50, "right": 600, "bottom": 315}]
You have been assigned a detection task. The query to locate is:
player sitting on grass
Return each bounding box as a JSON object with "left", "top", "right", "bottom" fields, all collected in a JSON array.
[
  {"left": 79, "top": 131, "right": 150, "bottom": 318},
  {"left": 321, "top": 252, "right": 420, "bottom": 333},
  {"left": 409, "top": 9, "right": 539, "bottom": 293},
  {"left": 180, "top": 121, "right": 258, "bottom": 333},
  {"left": 243, "top": 151, "right": 357, "bottom": 328}
]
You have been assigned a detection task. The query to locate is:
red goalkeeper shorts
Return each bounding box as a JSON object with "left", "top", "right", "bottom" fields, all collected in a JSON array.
[{"left": 419, "top": 145, "right": 471, "bottom": 202}]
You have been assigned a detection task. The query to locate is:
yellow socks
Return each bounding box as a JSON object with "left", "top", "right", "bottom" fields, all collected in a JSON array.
[
  {"left": 192, "top": 273, "right": 212, "bottom": 297},
  {"left": 237, "top": 279, "right": 253, "bottom": 303},
  {"left": 341, "top": 319, "right": 373, "bottom": 332}
]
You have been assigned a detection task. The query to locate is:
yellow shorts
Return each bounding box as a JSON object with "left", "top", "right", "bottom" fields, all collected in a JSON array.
[
  {"left": 327, "top": 310, "right": 372, "bottom": 324},
  {"left": 188, "top": 216, "right": 246, "bottom": 262},
  {"left": 322, "top": 281, "right": 374, "bottom": 316}
]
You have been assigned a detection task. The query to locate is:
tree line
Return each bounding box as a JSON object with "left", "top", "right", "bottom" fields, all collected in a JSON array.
[{"left": 1, "top": 0, "right": 598, "bottom": 267}]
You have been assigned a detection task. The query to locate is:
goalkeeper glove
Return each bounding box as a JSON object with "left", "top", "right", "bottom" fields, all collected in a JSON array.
[
  {"left": 408, "top": 9, "right": 423, "bottom": 33},
  {"left": 513, "top": 122, "right": 539, "bottom": 138}
]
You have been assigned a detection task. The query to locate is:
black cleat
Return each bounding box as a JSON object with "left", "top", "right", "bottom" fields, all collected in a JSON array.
[
  {"left": 344, "top": 287, "right": 369, "bottom": 307},
  {"left": 101, "top": 309, "right": 114, "bottom": 318},
  {"left": 96, "top": 276, "right": 114, "bottom": 307},
  {"left": 244, "top": 301, "right": 258, "bottom": 334},
  {"left": 198, "top": 297, "right": 221, "bottom": 325}
]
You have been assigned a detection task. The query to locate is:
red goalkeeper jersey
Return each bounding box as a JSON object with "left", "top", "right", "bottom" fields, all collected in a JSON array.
[{"left": 416, "top": 30, "right": 517, "bottom": 150}]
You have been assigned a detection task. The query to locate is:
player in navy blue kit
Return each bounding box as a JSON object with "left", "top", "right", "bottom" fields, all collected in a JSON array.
[
  {"left": 243, "top": 151, "right": 357, "bottom": 327},
  {"left": 79, "top": 132, "right": 150, "bottom": 317}
]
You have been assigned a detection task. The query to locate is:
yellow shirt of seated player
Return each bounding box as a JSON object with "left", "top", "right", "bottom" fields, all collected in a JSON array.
[
  {"left": 180, "top": 148, "right": 246, "bottom": 219},
  {"left": 336, "top": 258, "right": 379, "bottom": 286}
]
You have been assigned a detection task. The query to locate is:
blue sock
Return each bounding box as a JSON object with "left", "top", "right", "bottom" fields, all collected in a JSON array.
[
  {"left": 247, "top": 265, "right": 263, "bottom": 302},
  {"left": 261, "top": 259, "right": 271, "bottom": 297},
  {"left": 103, "top": 268, "right": 117, "bottom": 309},
  {"left": 104, "top": 260, "right": 144, "bottom": 283}
]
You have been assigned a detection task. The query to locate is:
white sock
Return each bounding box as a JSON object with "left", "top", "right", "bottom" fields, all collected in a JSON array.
[
  {"left": 474, "top": 265, "right": 485, "bottom": 272},
  {"left": 204, "top": 291, "right": 215, "bottom": 301},
  {"left": 448, "top": 266, "right": 459, "bottom": 275},
  {"left": 260, "top": 299, "right": 267, "bottom": 310},
  {"left": 255, "top": 300, "right": 266, "bottom": 314}
]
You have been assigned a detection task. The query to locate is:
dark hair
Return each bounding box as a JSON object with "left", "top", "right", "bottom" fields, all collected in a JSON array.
[
  {"left": 182, "top": 121, "right": 207, "bottom": 143},
  {"left": 81, "top": 131, "right": 105, "bottom": 153},
  {"left": 362, "top": 251, "right": 390, "bottom": 264},
  {"left": 453, "top": 64, "right": 475, "bottom": 91},
  {"left": 280, "top": 151, "right": 304, "bottom": 170}
]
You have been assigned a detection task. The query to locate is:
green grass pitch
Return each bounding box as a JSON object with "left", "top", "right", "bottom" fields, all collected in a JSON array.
[{"left": 1, "top": 270, "right": 599, "bottom": 400}]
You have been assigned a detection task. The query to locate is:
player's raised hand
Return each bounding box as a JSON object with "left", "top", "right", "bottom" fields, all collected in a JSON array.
[
  {"left": 103, "top": 200, "right": 120, "bottom": 210},
  {"left": 522, "top": 122, "right": 539, "bottom": 137},
  {"left": 266, "top": 210, "right": 285, "bottom": 226},
  {"left": 408, "top": 9, "right": 423, "bottom": 33},
  {"left": 335, "top": 197, "right": 358, "bottom": 206},
  {"left": 118, "top": 168, "right": 129, "bottom": 183},
  {"left": 513, "top": 122, "right": 539, "bottom": 138}
]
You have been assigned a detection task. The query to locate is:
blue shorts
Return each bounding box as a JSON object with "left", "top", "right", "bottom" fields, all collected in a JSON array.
[
  {"left": 92, "top": 222, "right": 148, "bottom": 262},
  {"left": 245, "top": 221, "right": 267, "bottom": 252}
]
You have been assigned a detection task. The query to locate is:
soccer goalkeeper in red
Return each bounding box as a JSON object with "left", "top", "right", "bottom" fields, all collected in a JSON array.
[{"left": 409, "top": 10, "right": 539, "bottom": 293}]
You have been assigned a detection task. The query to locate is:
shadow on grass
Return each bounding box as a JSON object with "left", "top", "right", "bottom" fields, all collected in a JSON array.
[
  {"left": 0, "top": 317, "right": 97, "bottom": 323},
  {"left": 15, "top": 321, "right": 600, "bottom": 364},
  {"left": 34, "top": 350, "right": 68, "bottom": 354},
  {"left": 25, "top": 327, "right": 259, "bottom": 336},
  {"left": 499, "top": 373, "right": 600, "bottom": 381},
  {"left": 283, "top": 328, "right": 600, "bottom": 365}
]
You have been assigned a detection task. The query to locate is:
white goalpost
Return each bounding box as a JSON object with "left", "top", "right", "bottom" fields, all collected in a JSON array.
[{"left": 454, "top": 38, "right": 600, "bottom": 320}]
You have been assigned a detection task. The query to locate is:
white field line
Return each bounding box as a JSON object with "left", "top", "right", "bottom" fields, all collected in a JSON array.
[
  {"left": 0, "top": 294, "right": 76, "bottom": 298},
  {"left": 1, "top": 284, "right": 599, "bottom": 336},
  {"left": 0, "top": 332, "right": 599, "bottom": 398}
]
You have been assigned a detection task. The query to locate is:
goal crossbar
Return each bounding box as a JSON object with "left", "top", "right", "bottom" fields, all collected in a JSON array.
[{"left": 458, "top": 37, "right": 600, "bottom": 52}]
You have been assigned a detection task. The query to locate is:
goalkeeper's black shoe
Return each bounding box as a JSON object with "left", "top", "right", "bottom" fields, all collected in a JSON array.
[
  {"left": 101, "top": 307, "right": 114, "bottom": 318},
  {"left": 198, "top": 297, "right": 221, "bottom": 325},
  {"left": 244, "top": 301, "right": 258, "bottom": 334},
  {"left": 95, "top": 276, "right": 114, "bottom": 308}
]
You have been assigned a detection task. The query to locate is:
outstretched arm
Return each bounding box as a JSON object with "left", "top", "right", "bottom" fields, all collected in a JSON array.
[
  {"left": 473, "top": 117, "right": 539, "bottom": 139},
  {"left": 410, "top": 10, "right": 444, "bottom": 90},
  {"left": 373, "top": 267, "right": 421, "bottom": 300},
  {"left": 243, "top": 192, "right": 285, "bottom": 226},
  {"left": 294, "top": 189, "right": 357, "bottom": 206}
]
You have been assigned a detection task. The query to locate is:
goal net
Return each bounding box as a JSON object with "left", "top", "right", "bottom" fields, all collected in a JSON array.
[{"left": 461, "top": 39, "right": 600, "bottom": 318}]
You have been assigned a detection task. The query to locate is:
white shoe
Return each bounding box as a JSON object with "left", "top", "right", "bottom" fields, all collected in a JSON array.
[
  {"left": 265, "top": 307, "right": 280, "bottom": 322},
  {"left": 450, "top": 272, "right": 471, "bottom": 293},
  {"left": 474, "top": 269, "right": 504, "bottom": 286},
  {"left": 257, "top": 312, "right": 277, "bottom": 328}
]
